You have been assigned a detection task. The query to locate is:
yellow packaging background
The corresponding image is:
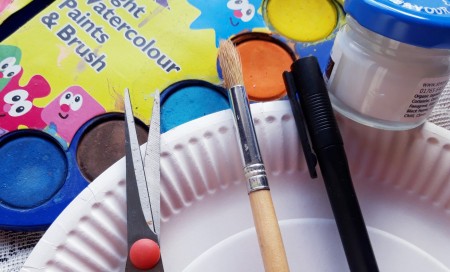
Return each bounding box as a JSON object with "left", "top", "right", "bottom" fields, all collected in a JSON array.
[{"left": 3, "top": 0, "right": 219, "bottom": 123}]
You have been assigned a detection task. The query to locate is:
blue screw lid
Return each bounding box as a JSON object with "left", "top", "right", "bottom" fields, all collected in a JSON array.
[{"left": 344, "top": 0, "right": 450, "bottom": 49}]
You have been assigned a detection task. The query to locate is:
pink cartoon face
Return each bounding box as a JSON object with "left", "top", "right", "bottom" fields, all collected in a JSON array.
[
  {"left": 41, "top": 86, "right": 105, "bottom": 142},
  {"left": 0, "top": 70, "right": 51, "bottom": 132}
]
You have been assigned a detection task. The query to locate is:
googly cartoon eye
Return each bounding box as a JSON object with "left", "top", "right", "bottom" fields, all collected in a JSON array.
[
  {"left": 60, "top": 92, "right": 74, "bottom": 105},
  {"left": 2, "top": 64, "right": 21, "bottom": 78},
  {"left": 0, "top": 57, "right": 16, "bottom": 71},
  {"left": 4, "top": 89, "right": 29, "bottom": 104},
  {"left": 240, "top": 4, "right": 255, "bottom": 22},
  {"left": 8, "top": 100, "right": 32, "bottom": 117},
  {"left": 70, "top": 94, "right": 83, "bottom": 111}
]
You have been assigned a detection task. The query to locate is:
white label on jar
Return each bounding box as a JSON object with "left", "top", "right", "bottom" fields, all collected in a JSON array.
[
  {"left": 324, "top": 39, "right": 343, "bottom": 85},
  {"left": 403, "top": 75, "right": 450, "bottom": 120}
]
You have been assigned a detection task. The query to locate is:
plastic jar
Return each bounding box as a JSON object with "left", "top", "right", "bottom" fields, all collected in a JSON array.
[{"left": 324, "top": 0, "right": 450, "bottom": 130}]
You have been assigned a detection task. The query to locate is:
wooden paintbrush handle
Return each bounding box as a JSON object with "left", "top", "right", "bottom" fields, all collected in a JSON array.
[{"left": 249, "top": 190, "right": 290, "bottom": 272}]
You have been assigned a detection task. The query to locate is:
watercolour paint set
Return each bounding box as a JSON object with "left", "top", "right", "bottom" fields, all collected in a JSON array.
[
  {"left": 0, "top": 0, "right": 344, "bottom": 230},
  {"left": 2, "top": 0, "right": 450, "bottom": 271}
]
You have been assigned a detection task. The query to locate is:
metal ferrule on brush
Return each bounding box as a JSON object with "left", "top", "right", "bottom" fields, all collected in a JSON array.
[
  {"left": 244, "top": 163, "right": 269, "bottom": 193},
  {"left": 228, "top": 85, "right": 270, "bottom": 193}
]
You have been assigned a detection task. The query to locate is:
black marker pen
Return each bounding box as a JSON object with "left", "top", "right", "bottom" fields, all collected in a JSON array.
[{"left": 284, "top": 56, "right": 379, "bottom": 272}]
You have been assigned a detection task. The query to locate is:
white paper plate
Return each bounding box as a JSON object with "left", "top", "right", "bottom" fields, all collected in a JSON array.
[{"left": 21, "top": 101, "right": 450, "bottom": 272}]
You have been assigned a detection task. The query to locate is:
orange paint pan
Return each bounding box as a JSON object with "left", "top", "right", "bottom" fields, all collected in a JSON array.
[{"left": 233, "top": 33, "right": 296, "bottom": 101}]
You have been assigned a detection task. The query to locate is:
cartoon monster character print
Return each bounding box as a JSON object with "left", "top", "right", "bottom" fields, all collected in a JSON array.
[
  {"left": 0, "top": 70, "right": 51, "bottom": 134},
  {"left": 0, "top": 45, "right": 22, "bottom": 92},
  {"left": 41, "top": 86, "right": 106, "bottom": 143},
  {"left": 188, "top": 0, "right": 265, "bottom": 47}
]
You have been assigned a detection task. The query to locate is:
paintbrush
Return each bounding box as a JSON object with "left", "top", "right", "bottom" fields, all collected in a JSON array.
[{"left": 218, "top": 39, "right": 290, "bottom": 272}]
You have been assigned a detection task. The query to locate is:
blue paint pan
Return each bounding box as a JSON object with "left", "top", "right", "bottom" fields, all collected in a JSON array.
[
  {"left": 0, "top": 129, "right": 84, "bottom": 231},
  {"left": 160, "top": 80, "right": 230, "bottom": 133}
]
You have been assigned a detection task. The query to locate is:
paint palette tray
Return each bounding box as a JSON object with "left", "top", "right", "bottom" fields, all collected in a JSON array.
[
  {"left": 1, "top": 0, "right": 346, "bottom": 230},
  {"left": 21, "top": 101, "right": 450, "bottom": 271}
]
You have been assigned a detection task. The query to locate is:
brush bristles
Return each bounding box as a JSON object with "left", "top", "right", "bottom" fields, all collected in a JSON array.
[{"left": 218, "top": 39, "right": 244, "bottom": 88}]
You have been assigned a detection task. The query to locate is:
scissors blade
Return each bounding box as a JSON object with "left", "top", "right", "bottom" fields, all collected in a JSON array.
[
  {"left": 144, "top": 91, "right": 161, "bottom": 237},
  {"left": 124, "top": 88, "right": 152, "bottom": 228}
]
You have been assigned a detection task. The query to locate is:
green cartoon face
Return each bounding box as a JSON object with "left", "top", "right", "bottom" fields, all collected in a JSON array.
[{"left": 0, "top": 45, "right": 22, "bottom": 92}]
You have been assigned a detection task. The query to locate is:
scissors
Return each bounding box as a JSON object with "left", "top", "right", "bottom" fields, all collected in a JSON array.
[{"left": 124, "top": 89, "right": 164, "bottom": 271}]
